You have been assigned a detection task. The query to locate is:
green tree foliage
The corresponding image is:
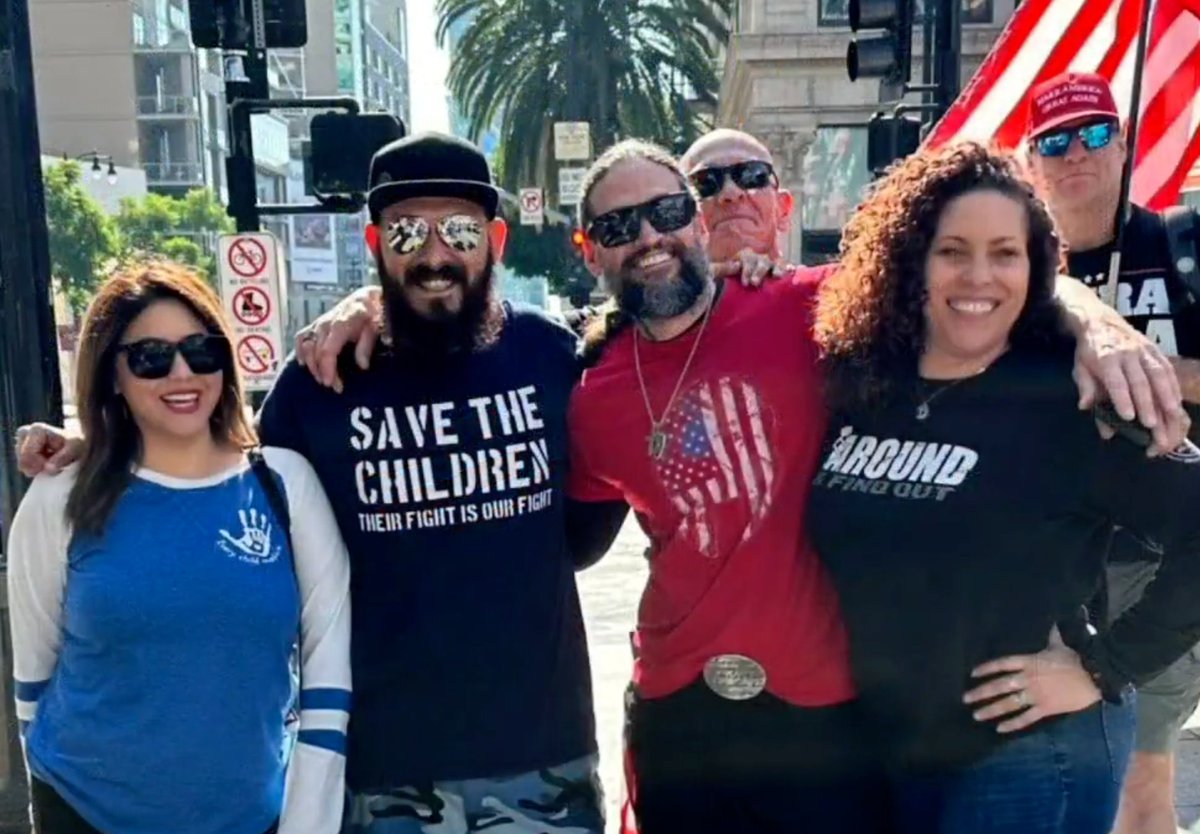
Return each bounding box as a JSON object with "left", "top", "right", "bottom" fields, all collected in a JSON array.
[
  {"left": 114, "top": 189, "right": 234, "bottom": 283},
  {"left": 502, "top": 218, "right": 591, "bottom": 293},
  {"left": 437, "top": 0, "right": 733, "bottom": 194},
  {"left": 42, "top": 162, "right": 121, "bottom": 313}
]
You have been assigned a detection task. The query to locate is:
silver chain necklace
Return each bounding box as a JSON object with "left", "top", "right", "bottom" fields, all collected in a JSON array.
[
  {"left": 914, "top": 364, "right": 989, "bottom": 421},
  {"left": 633, "top": 297, "right": 715, "bottom": 459}
]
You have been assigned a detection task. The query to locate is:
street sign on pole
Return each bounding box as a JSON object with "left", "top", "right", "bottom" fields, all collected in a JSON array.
[
  {"left": 558, "top": 168, "right": 586, "bottom": 206},
  {"left": 554, "top": 122, "right": 592, "bottom": 161},
  {"left": 519, "top": 188, "right": 545, "bottom": 226},
  {"left": 218, "top": 231, "right": 286, "bottom": 392}
]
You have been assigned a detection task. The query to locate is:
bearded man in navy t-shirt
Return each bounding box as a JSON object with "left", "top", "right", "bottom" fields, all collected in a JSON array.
[{"left": 257, "top": 133, "right": 604, "bottom": 834}]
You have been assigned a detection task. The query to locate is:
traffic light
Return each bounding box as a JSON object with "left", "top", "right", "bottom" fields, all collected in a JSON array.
[
  {"left": 189, "top": 0, "right": 308, "bottom": 49},
  {"left": 847, "top": 0, "right": 915, "bottom": 84},
  {"left": 867, "top": 112, "right": 923, "bottom": 174},
  {"left": 310, "top": 113, "right": 406, "bottom": 196}
]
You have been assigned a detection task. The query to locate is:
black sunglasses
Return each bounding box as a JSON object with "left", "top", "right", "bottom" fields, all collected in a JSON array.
[
  {"left": 117, "top": 334, "right": 230, "bottom": 380},
  {"left": 689, "top": 160, "right": 778, "bottom": 200},
  {"left": 1033, "top": 121, "right": 1118, "bottom": 158},
  {"left": 586, "top": 192, "right": 698, "bottom": 249}
]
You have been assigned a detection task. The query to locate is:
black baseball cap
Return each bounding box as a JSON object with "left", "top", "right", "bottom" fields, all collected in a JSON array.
[{"left": 367, "top": 132, "right": 500, "bottom": 222}]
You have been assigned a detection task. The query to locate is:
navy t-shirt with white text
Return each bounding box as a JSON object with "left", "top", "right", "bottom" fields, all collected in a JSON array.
[{"left": 258, "top": 303, "right": 595, "bottom": 789}]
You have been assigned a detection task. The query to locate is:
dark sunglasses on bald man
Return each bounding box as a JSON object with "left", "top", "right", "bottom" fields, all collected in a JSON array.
[
  {"left": 118, "top": 334, "right": 229, "bottom": 380},
  {"left": 689, "top": 160, "right": 778, "bottom": 200},
  {"left": 1033, "top": 121, "right": 1118, "bottom": 158},
  {"left": 586, "top": 192, "right": 698, "bottom": 249}
]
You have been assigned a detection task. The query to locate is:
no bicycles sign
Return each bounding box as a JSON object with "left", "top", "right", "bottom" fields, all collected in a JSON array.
[{"left": 217, "top": 232, "right": 287, "bottom": 391}]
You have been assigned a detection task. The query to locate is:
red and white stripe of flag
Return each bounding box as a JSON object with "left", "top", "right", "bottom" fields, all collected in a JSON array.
[{"left": 926, "top": 0, "right": 1200, "bottom": 209}]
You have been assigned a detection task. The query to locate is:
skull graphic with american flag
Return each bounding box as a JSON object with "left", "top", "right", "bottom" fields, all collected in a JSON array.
[{"left": 653, "top": 376, "right": 776, "bottom": 557}]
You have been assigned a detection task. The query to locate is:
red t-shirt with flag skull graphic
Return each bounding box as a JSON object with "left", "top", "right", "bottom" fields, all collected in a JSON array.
[{"left": 567, "top": 270, "right": 855, "bottom": 706}]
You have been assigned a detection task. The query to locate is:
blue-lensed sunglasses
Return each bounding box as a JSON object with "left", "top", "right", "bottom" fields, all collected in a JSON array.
[{"left": 1034, "top": 121, "right": 1118, "bottom": 158}]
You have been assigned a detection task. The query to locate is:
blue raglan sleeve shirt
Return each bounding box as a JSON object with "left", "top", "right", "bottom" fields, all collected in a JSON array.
[{"left": 7, "top": 450, "right": 352, "bottom": 834}]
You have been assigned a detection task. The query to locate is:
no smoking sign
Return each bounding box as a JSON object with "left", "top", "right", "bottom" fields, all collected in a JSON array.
[{"left": 237, "top": 335, "right": 276, "bottom": 375}]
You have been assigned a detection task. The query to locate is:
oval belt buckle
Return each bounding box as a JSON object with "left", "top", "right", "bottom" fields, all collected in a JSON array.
[{"left": 703, "top": 654, "right": 767, "bottom": 701}]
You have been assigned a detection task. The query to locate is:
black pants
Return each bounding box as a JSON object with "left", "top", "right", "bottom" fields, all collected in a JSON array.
[
  {"left": 626, "top": 681, "right": 891, "bottom": 834},
  {"left": 31, "top": 777, "right": 280, "bottom": 834}
]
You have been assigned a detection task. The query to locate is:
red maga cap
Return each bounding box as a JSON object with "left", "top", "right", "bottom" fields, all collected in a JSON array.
[{"left": 1027, "top": 72, "right": 1120, "bottom": 138}]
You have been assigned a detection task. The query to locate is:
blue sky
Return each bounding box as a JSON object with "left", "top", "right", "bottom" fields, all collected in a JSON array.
[{"left": 407, "top": 0, "right": 451, "bottom": 132}]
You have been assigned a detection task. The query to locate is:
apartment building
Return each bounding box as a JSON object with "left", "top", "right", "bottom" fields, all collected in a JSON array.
[{"left": 30, "top": 0, "right": 411, "bottom": 339}]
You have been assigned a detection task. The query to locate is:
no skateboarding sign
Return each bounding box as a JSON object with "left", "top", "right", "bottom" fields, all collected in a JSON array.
[{"left": 218, "top": 232, "right": 286, "bottom": 391}]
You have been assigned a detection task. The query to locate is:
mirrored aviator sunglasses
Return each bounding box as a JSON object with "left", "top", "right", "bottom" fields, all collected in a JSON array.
[
  {"left": 386, "top": 214, "right": 484, "bottom": 255},
  {"left": 1034, "top": 121, "right": 1118, "bottom": 158},
  {"left": 690, "top": 160, "right": 777, "bottom": 200},
  {"left": 118, "top": 334, "right": 230, "bottom": 380},
  {"left": 586, "top": 192, "right": 697, "bottom": 249}
]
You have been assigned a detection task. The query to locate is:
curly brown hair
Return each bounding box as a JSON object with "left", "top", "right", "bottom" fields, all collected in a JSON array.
[{"left": 814, "top": 141, "right": 1068, "bottom": 414}]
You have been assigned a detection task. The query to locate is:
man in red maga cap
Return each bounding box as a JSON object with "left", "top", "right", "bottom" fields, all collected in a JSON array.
[{"left": 1025, "top": 70, "right": 1200, "bottom": 834}]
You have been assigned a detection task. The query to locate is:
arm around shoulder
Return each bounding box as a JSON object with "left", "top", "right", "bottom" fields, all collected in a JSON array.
[{"left": 262, "top": 447, "right": 351, "bottom": 834}]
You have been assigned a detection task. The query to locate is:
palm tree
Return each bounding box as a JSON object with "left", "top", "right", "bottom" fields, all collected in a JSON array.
[{"left": 436, "top": 0, "right": 733, "bottom": 195}]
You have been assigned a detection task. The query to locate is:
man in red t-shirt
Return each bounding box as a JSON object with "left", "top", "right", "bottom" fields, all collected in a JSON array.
[
  {"left": 569, "top": 134, "right": 1190, "bottom": 834},
  {"left": 569, "top": 138, "right": 878, "bottom": 833}
]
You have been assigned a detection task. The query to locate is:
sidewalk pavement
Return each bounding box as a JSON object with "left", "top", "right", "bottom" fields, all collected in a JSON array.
[
  {"left": 1177, "top": 720, "right": 1200, "bottom": 831},
  {"left": 579, "top": 519, "right": 1200, "bottom": 834}
]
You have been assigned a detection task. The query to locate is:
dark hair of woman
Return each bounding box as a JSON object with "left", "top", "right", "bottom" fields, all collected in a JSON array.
[
  {"left": 814, "top": 141, "right": 1069, "bottom": 414},
  {"left": 66, "top": 261, "right": 257, "bottom": 535}
]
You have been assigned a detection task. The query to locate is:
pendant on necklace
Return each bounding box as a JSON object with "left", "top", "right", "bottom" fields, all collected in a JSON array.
[
  {"left": 915, "top": 403, "right": 931, "bottom": 421},
  {"left": 648, "top": 428, "right": 668, "bottom": 459}
]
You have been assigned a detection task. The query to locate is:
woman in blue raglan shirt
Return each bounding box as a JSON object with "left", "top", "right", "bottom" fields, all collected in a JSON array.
[{"left": 6, "top": 261, "right": 352, "bottom": 834}]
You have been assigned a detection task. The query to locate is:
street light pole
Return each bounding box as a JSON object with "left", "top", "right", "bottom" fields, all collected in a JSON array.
[{"left": 0, "top": 0, "right": 65, "bottom": 826}]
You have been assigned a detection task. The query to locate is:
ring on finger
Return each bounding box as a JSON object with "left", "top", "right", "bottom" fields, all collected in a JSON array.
[
  {"left": 1015, "top": 689, "right": 1030, "bottom": 708},
  {"left": 299, "top": 331, "right": 318, "bottom": 344}
]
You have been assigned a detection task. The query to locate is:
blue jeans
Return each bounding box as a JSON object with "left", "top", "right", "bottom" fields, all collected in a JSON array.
[{"left": 890, "top": 697, "right": 1135, "bottom": 834}]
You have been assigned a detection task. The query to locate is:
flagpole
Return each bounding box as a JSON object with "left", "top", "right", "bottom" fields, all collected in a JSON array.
[{"left": 1102, "top": 0, "right": 1158, "bottom": 307}]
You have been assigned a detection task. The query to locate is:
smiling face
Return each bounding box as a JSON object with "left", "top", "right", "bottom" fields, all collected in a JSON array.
[
  {"left": 682, "top": 131, "right": 794, "bottom": 262},
  {"left": 377, "top": 195, "right": 498, "bottom": 321},
  {"left": 114, "top": 298, "right": 225, "bottom": 443},
  {"left": 923, "top": 189, "right": 1031, "bottom": 376},
  {"left": 583, "top": 157, "right": 713, "bottom": 321}
]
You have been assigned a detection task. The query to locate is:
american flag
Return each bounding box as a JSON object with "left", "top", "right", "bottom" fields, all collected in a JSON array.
[
  {"left": 925, "top": 0, "right": 1200, "bottom": 209},
  {"left": 654, "top": 378, "right": 775, "bottom": 557}
]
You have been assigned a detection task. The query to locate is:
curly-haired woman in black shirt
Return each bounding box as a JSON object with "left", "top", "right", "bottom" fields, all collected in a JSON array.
[{"left": 807, "top": 141, "right": 1200, "bottom": 834}]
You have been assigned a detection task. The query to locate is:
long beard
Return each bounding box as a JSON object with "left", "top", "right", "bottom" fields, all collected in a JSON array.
[
  {"left": 378, "top": 254, "right": 504, "bottom": 360},
  {"left": 613, "top": 242, "right": 712, "bottom": 321}
]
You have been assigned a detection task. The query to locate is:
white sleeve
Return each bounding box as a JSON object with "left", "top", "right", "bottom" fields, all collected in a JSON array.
[
  {"left": 6, "top": 470, "right": 74, "bottom": 735},
  {"left": 264, "top": 448, "right": 352, "bottom": 834}
]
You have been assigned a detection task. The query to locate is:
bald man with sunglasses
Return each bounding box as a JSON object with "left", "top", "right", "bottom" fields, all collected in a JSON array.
[{"left": 1025, "top": 71, "right": 1200, "bottom": 834}]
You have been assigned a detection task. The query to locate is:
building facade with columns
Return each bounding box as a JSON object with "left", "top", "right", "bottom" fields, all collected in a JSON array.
[{"left": 717, "top": 0, "right": 1017, "bottom": 263}]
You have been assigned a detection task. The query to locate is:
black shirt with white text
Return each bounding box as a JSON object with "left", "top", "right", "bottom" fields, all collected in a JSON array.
[{"left": 807, "top": 347, "right": 1200, "bottom": 771}]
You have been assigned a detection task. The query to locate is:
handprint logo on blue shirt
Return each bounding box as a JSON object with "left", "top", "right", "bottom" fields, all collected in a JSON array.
[{"left": 218, "top": 508, "right": 281, "bottom": 565}]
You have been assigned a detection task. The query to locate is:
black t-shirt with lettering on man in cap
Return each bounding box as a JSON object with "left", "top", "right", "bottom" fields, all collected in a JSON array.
[
  {"left": 1067, "top": 205, "right": 1200, "bottom": 560},
  {"left": 259, "top": 131, "right": 597, "bottom": 792}
]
